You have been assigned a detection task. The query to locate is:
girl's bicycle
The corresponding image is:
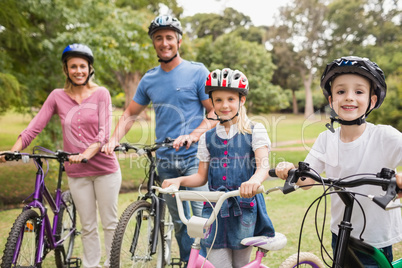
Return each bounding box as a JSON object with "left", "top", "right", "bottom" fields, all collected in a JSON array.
[
  {"left": 269, "top": 161, "right": 402, "bottom": 268},
  {"left": 109, "top": 139, "right": 179, "bottom": 268},
  {"left": 0, "top": 146, "right": 85, "bottom": 268},
  {"left": 154, "top": 185, "right": 325, "bottom": 268}
]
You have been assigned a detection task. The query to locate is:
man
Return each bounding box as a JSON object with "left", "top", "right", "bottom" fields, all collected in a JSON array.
[{"left": 102, "top": 15, "right": 216, "bottom": 264}]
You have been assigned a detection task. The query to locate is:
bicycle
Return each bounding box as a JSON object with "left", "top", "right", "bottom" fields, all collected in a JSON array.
[
  {"left": 109, "top": 139, "right": 180, "bottom": 268},
  {"left": 154, "top": 185, "right": 325, "bottom": 268},
  {"left": 0, "top": 146, "right": 85, "bottom": 268},
  {"left": 269, "top": 161, "right": 402, "bottom": 268}
]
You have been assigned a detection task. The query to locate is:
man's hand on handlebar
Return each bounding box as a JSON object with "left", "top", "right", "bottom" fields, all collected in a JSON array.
[{"left": 173, "top": 134, "right": 196, "bottom": 151}]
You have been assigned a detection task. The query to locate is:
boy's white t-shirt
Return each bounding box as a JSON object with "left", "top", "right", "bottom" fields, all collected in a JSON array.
[
  {"left": 197, "top": 122, "right": 270, "bottom": 162},
  {"left": 305, "top": 122, "right": 402, "bottom": 248}
]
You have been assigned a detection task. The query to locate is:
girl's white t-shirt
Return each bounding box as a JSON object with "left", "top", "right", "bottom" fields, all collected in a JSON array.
[
  {"left": 197, "top": 122, "right": 270, "bottom": 162},
  {"left": 305, "top": 123, "right": 402, "bottom": 248}
]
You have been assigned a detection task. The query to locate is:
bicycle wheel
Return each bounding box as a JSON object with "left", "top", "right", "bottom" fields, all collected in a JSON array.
[
  {"left": 110, "top": 200, "right": 165, "bottom": 268},
  {"left": 55, "top": 190, "right": 78, "bottom": 268},
  {"left": 1, "top": 209, "right": 41, "bottom": 268},
  {"left": 161, "top": 201, "right": 173, "bottom": 265},
  {"left": 280, "top": 252, "right": 325, "bottom": 268}
]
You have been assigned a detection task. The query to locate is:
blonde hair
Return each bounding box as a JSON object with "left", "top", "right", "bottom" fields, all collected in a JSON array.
[
  {"left": 237, "top": 104, "right": 254, "bottom": 135},
  {"left": 62, "top": 58, "right": 98, "bottom": 93}
]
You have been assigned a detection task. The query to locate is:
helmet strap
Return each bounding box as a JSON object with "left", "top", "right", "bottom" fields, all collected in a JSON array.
[
  {"left": 206, "top": 97, "right": 241, "bottom": 124},
  {"left": 158, "top": 53, "right": 178, "bottom": 64},
  {"left": 65, "top": 62, "right": 94, "bottom": 87}
]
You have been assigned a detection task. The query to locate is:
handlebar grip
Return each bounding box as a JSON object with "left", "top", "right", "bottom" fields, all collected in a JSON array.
[
  {"left": 81, "top": 159, "right": 88, "bottom": 163},
  {"left": 269, "top": 169, "right": 277, "bottom": 177}
]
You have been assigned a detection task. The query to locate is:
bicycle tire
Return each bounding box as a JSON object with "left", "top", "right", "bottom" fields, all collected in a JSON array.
[
  {"left": 110, "top": 200, "right": 165, "bottom": 268},
  {"left": 279, "top": 252, "right": 325, "bottom": 268},
  {"left": 1, "top": 209, "right": 41, "bottom": 268},
  {"left": 161, "top": 199, "right": 173, "bottom": 265},
  {"left": 55, "top": 190, "right": 77, "bottom": 268}
]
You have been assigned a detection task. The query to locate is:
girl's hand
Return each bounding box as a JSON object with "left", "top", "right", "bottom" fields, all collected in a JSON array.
[
  {"left": 240, "top": 179, "right": 261, "bottom": 198},
  {"left": 162, "top": 178, "right": 181, "bottom": 189},
  {"left": 274, "top": 161, "right": 296, "bottom": 180}
]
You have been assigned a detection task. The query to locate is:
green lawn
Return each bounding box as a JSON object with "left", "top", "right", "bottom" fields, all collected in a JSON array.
[{"left": 0, "top": 110, "right": 401, "bottom": 267}]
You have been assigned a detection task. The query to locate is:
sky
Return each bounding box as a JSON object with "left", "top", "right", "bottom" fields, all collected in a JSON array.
[{"left": 175, "top": 0, "right": 292, "bottom": 26}]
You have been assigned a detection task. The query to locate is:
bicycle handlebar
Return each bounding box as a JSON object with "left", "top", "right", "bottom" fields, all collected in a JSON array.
[
  {"left": 269, "top": 161, "right": 400, "bottom": 210},
  {"left": 113, "top": 137, "right": 178, "bottom": 156},
  {"left": 153, "top": 185, "right": 265, "bottom": 231},
  {"left": 0, "top": 150, "right": 88, "bottom": 163}
]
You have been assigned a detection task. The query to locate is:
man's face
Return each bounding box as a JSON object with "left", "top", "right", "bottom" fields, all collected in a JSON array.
[{"left": 152, "top": 29, "right": 181, "bottom": 61}]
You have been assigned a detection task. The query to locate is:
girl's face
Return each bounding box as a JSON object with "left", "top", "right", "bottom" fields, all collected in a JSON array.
[
  {"left": 329, "top": 74, "right": 377, "bottom": 121},
  {"left": 212, "top": 90, "right": 246, "bottom": 124},
  {"left": 66, "top": 57, "right": 89, "bottom": 85},
  {"left": 152, "top": 29, "right": 181, "bottom": 62}
]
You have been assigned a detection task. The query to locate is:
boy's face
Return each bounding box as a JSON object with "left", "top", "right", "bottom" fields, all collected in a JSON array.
[
  {"left": 152, "top": 29, "right": 181, "bottom": 62},
  {"left": 329, "top": 74, "right": 377, "bottom": 121}
]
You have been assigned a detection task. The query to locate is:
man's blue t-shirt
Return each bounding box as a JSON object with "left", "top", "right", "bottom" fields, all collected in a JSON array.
[{"left": 134, "top": 60, "right": 210, "bottom": 159}]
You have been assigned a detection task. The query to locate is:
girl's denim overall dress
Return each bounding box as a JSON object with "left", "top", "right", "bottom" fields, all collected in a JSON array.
[{"left": 202, "top": 127, "right": 275, "bottom": 249}]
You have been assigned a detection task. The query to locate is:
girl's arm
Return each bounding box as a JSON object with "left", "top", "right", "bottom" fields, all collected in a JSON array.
[
  {"left": 162, "top": 161, "right": 209, "bottom": 189},
  {"left": 240, "top": 146, "right": 269, "bottom": 198}
]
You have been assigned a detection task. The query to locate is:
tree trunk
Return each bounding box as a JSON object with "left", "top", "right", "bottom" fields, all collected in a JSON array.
[
  {"left": 115, "top": 71, "right": 150, "bottom": 120},
  {"left": 301, "top": 69, "right": 315, "bottom": 119},
  {"left": 292, "top": 90, "right": 298, "bottom": 114}
]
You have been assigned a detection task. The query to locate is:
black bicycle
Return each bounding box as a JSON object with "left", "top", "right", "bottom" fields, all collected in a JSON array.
[
  {"left": 110, "top": 138, "right": 180, "bottom": 268},
  {"left": 270, "top": 161, "right": 402, "bottom": 268}
]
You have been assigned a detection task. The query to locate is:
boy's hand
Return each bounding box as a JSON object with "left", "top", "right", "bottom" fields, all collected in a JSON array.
[
  {"left": 275, "top": 161, "right": 296, "bottom": 180},
  {"left": 396, "top": 173, "right": 402, "bottom": 198}
]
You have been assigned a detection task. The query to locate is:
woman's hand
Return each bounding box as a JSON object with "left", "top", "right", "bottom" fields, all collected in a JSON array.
[
  {"left": 101, "top": 140, "right": 119, "bottom": 155},
  {"left": 68, "top": 154, "right": 87, "bottom": 164}
]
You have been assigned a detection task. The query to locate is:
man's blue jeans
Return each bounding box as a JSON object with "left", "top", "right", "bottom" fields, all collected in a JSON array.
[{"left": 157, "top": 156, "right": 209, "bottom": 262}]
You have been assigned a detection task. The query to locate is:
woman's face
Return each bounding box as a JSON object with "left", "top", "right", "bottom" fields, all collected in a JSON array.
[{"left": 66, "top": 57, "right": 89, "bottom": 86}]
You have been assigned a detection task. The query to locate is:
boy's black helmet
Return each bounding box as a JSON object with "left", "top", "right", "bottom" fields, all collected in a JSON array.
[
  {"left": 320, "top": 56, "right": 386, "bottom": 109},
  {"left": 61, "top": 44, "right": 94, "bottom": 64}
]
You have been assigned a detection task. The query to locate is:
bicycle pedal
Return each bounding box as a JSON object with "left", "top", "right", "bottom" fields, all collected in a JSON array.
[
  {"left": 67, "top": 257, "right": 82, "bottom": 268},
  {"left": 170, "top": 258, "right": 187, "bottom": 267}
]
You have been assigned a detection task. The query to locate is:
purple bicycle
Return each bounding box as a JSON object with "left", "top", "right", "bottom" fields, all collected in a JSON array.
[{"left": 0, "top": 146, "right": 86, "bottom": 268}]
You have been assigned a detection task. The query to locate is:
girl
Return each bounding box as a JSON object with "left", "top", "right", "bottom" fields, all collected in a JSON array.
[
  {"left": 162, "top": 68, "right": 275, "bottom": 267},
  {"left": 1, "top": 44, "right": 121, "bottom": 268}
]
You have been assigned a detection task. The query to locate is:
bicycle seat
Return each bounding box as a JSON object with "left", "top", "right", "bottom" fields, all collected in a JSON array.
[{"left": 241, "top": 232, "right": 287, "bottom": 251}]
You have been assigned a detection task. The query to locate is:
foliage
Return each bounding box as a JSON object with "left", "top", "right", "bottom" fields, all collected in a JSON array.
[{"left": 194, "top": 33, "right": 288, "bottom": 113}]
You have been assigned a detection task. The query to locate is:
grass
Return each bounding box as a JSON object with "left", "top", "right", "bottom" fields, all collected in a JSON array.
[{"left": 0, "top": 110, "right": 401, "bottom": 267}]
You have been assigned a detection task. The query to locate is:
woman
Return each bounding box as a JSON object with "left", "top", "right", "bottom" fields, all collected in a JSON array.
[{"left": 1, "top": 43, "right": 121, "bottom": 268}]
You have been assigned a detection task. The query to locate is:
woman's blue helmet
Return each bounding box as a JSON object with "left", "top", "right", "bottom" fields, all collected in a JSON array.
[{"left": 61, "top": 43, "right": 94, "bottom": 64}]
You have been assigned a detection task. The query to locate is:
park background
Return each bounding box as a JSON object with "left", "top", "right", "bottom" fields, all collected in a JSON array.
[{"left": 0, "top": 0, "right": 401, "bottom": 266}]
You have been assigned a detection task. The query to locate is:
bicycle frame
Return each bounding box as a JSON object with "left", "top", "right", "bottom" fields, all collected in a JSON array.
[
  {"left": 155, "top": 186, "right": 276, "bottom": 268},
  {"left": 12, "top": 155, "right": 77, "bottom": 265},
  {"left": 270, "top": 162, "right": 402, "bottom": 268}
]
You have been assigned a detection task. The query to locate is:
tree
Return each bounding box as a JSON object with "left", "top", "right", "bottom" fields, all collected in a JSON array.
[
  {"left": 268, "top": 0, "right": 329, "bottom": 118},
  {"left": 196, "top": 34, "right": 288, "bottom": 113}
]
